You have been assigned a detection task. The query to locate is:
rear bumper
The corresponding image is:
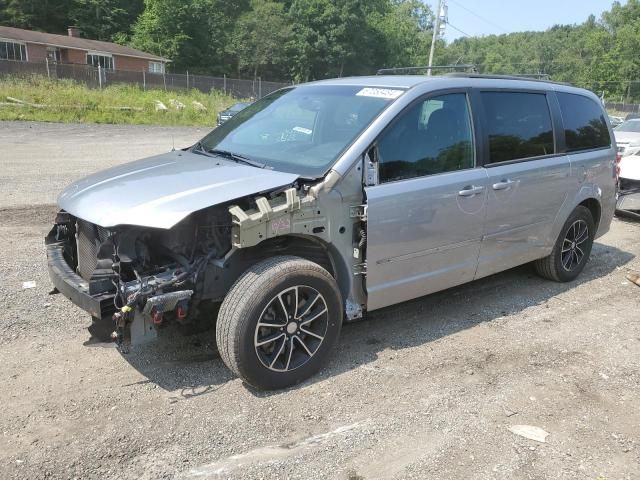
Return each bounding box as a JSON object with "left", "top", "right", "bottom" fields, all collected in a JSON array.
[{"left": 46, "top": 243, "right": 115, "bottom": 318}]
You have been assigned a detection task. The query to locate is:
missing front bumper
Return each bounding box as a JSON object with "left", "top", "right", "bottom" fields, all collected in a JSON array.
[{"left": 46, "top": 242, "right": 116, "bottom": 319}]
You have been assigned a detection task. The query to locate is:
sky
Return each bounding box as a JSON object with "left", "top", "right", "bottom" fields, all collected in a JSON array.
[{"left": 439, "top": 0, "right": 617, "bottom": 41}]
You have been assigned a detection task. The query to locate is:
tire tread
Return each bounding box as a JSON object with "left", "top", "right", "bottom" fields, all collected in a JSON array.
[
  {"left": 216, "top": 255, "right": 340, "bottom": 385},
  {"left": 534, "top": 206, "right": 593, "bottom": 282}
]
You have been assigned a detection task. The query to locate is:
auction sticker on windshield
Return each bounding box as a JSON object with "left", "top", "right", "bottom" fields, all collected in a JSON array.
[{"left": 356, "top": 88, "right": 404, "bottom": 99}]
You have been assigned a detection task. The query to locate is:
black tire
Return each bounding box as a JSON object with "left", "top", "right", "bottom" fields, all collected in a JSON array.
[
  {"left": 216, "top": 256, "right": 343, "bottom": 390},
  {"left": 534, "top": 206, "right": 595, "bottom": 282}
]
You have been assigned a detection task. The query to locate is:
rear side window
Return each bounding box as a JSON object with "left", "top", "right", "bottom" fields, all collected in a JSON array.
[
  {"left": 557, "top": 92, "right": 610, "bottom": 152},
  {"left": 481, "top": 92, "right": 554, "bottom": 163}
]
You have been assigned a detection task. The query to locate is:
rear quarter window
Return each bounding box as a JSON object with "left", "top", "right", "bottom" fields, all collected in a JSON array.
[{"left": 557, "top": 92, "right": 610, "bottom": 152}]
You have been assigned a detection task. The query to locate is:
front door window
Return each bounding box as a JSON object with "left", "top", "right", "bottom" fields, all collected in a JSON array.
[{"left": 377, "top": 93, "right": 474, "bottom": 183}]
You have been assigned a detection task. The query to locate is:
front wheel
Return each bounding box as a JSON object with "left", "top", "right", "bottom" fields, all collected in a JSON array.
[
  {"left": 216, "top": 256, "right": 343, "bottom": 390},
  {"left": 534, "top": 205, "right": 595, "bottom": 282}
]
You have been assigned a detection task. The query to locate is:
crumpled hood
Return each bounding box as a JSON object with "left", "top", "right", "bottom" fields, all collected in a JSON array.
[{"left": 58, "top": 150, "right": 299, "bottom": 229}]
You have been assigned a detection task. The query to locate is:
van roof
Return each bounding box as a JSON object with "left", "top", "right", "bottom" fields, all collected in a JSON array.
[{"left": 307, "top": 74, "right": 594, "bottom": 97}]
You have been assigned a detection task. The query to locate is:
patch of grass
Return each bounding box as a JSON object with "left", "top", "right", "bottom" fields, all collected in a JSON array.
[{"left": 0, "top": 76, "right": 241, "bottom": 126}]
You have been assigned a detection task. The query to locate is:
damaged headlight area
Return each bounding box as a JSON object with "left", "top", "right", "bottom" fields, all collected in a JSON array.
[{"left": 45, "top": 207, "right": 233, "bottom": 347}]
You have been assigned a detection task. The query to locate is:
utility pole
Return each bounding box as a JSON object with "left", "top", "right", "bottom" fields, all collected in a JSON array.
[{"left": 427, "top": 0, "right": 447, "bottom": 76}]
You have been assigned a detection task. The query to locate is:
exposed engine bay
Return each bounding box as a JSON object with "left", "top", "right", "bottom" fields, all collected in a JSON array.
[{"left": 46, "top": 205, "right": 235, "bottom": 346}]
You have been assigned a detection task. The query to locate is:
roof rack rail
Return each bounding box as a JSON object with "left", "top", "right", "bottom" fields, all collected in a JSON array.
[
  {"left": 505, "top": 73, "right": 551, "bottom": 80},
  {"left": 376, "top": 64, "right": 478, "bottom": 75},
  {"left": 445, "top": 73, "right": 571, "bottom": 85}
]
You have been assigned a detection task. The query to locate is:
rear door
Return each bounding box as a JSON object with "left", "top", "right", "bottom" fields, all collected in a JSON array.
[
  {"left": 475, "top": 90, "right": 571, "bottom": 279},
  {"left": 365, "top": 90, "right": 489, "bottom": 311}
]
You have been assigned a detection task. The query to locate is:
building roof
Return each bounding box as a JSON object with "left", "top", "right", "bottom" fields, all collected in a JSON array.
[{"left": 0, "top": 25, "right": 169, "bottom": 62}]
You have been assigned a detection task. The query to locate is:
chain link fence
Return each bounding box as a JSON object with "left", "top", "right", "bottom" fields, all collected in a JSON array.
[
  {"left": 605, "top": 101, "right": 640, "bottom": 114},
  {"left": 0, "top": 59, "right": 289, "bottom": 99}
]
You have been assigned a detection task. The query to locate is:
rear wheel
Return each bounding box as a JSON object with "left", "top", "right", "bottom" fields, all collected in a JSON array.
[
  {"left": 534, "top": 206, "right": 595, "bottom": 282},
  {"left": 216, "top": 256, "right": 343, "bottom": 390}
]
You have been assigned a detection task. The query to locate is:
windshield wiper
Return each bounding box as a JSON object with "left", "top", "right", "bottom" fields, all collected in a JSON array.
[
  {"left": 207, "top": 148, "right": 266, "bottom": 169},
  {"left": 192, "top": 143, "right": 266, "bottom": 169},
  {"left": 192, "top": 141, "right": 215, "bottom": 156},
  {"left": 209, "top": 149, "right": 266, "bottom": 169}
]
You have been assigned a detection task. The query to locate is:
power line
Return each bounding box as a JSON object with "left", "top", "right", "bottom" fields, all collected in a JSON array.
[
  {"left": 448, "top": 0, "right": 509, "bottom": 33},
  {"left": 466, "top": 55, "right": 640, "bottom": 67},
  {"left": 446, "top": 22, "right": 472, "bottom": 38}
]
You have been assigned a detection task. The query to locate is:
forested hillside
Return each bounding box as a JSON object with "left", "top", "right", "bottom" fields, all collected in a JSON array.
[{"left": 1, "top": 0, "right": 639, "bottom": 100}]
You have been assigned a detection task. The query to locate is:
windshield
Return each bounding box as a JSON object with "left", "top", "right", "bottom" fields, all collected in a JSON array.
[
  {"left": 616, "top": 120, "right": 640, "bottom": 133},
  {"left": 198, "top": 85, "right": 404, "bottom": 177}
]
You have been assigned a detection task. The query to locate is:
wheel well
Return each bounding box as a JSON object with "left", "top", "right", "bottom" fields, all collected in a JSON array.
[
  {"left": 248, "top": 235, "right": 356, "bottom": 305},
  {"left": 201, "top": 235, "right": 336, "bottom": 303},
  {"left": 256, "top": 235, "right": 335, "bottom": 277},
  {"left": 579, "top": 198, "right": 601, "bottom": 230}
]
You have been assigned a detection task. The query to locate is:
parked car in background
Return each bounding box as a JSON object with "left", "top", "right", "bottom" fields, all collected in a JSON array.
[
  {"left": 217, "top": 102, "right": 251, "bottom": 126},
  {"left": 46, "top": 74, "right": 616, "bottom": 390},
  {"left": 615, "top": 119, "right": 640, "bottom": 189},
  {"left": 625, "top": 112, "right": 640, "bottom": 121},
  {"left": 609, "top": 115, "right": 624, "bottom": 128}
]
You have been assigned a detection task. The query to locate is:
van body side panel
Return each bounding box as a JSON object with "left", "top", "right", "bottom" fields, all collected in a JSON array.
[
  {"left": 547, "top": 147, "right": 617, "bottom": 245},
  {"left": 475, "top": 155, "right": 572, "bottom": 279}
]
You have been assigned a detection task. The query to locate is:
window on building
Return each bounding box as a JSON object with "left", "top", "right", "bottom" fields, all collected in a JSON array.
[
  {"left": 149, "top": 61, "right": 164, "bottom": 73},
  {"left": 46, "top": 47, "right": 61, "bottom": 63},
  {"left": 557, "top": 92, "right": 610, "bottom": 152},
  {"left": 481, "top": 92, "right": 554, "bottom": 163},
  {"left": 0, "top": 40, "right": 27, "bottom": 61},
  {"left": 87, "top": 53, "right": 114, "bottom": 70},
  {"left": 377, "top": 93, "right": 475, "bottom": 183}
]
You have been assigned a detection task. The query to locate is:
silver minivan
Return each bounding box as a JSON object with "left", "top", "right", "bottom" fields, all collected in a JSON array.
[{"left": 46, "top": 74, "right": 617, "bottom": 389}]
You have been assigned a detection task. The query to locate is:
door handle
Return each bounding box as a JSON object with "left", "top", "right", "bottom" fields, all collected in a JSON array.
[
  {"left": 458, "top": 185, "right": 485, "bottom": 197},
  {"left": 492, "top": 179, "right": 516, "bottom": 191}
]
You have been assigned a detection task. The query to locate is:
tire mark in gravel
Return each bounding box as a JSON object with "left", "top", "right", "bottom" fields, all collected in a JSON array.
[
  {"left": 0, "top": 204, "right": 58, "bottom": 227},
  {"left": 185, "top": 421, "right": 368, "bottom": 478}
]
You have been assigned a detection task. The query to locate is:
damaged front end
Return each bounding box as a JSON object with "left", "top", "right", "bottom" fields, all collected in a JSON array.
[{"left": 46, "top": 206, "right": 233, "bottom": 347}]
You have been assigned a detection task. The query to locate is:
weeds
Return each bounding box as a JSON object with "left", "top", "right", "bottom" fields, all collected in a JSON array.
[{"left": 0, "top": 76, "right": 241, "bottom": 126}]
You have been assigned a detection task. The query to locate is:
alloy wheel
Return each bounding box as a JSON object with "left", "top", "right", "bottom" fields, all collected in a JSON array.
[
  {"left": 561, "top": 219, "right": 589, "bottom": 272},
  {"left": 254, "top": 286, "right": 329, "bottom": 372}
]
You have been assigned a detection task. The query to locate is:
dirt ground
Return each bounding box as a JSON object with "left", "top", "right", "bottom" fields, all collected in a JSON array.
[{"left": 1, "top": 121, "right": 639, "bottom": 480}]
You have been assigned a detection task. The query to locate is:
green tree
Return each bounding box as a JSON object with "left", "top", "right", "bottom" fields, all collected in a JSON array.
[
  {"left": 287, "top": 0, "right": 383, "bottom": 81},
  {"left": 0, "top": 0, "right": 73, "bottom": 33},
  {"left": 368, "top": 0, "right": 433, "bottom": 69},
  {"left": 69, "top": 0, "right": 143, "bottom": 42},
  {"left": 131, "top": 0, "right": 214, "bottom": 72},
  {"left": 131, "top": 0, "right": 247, "bottom": 74},
  {"left": 230, "top": 0, "right": 291, "bottom": 80}
]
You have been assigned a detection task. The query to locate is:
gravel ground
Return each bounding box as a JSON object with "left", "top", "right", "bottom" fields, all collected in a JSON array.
[
  {"left": 1, "top": 121, "right": 639, "bottom": 479},
  {"left": 0, "top": 121, "right": 205, "bottom": 207}
]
